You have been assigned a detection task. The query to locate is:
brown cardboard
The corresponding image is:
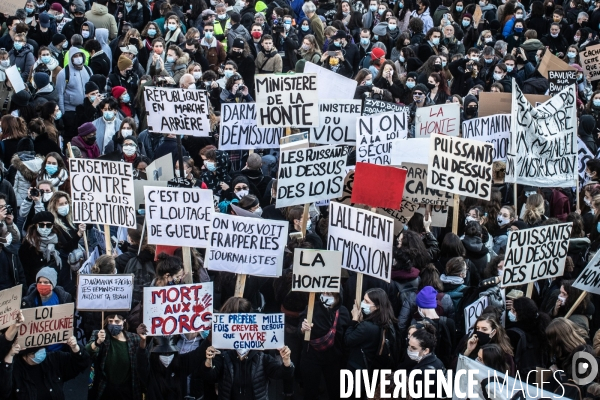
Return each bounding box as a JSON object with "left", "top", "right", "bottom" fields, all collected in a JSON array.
[
  {"left": 478, "top": 92, "right": 551, "bottom": 116},
  {"left": 537, "top": 50, "right": 576, "bottom": 78}
]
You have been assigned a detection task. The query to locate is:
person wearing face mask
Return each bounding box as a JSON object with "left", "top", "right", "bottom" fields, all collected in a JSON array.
[
  {"left": 272, "top": 14, "right": 300, "bottom": 72},
  {"left": 406, "top": 324, "right": 446, "bottom": 391},
  {"left": 217, "top": 175, "right": 255, "bottom": 211},
  {"left": 104, "top": 117, "right": 143, "bottom": 156},
  {"left": 492, "top": 205, "right": 520, "bottom": 253},
  {"left": 408, "top": 83, "right": 434, "bottom": 135},
  {"left": 21, "top": 265, "right": 73, "bottom": 323},
  {"left": 460, "top": 94, "right": 479, "bottom": 121},
  {"left": 111, "top": 84, "right": 136, "bottom": 119},
  {"left": 75, "top": 81, "right": 103, "bottom": 127},
  {"left": 0, "top": 219, "right": 24, "bottom": 292},
  {"left": 298, "top": 291, "right": 351, "bottom": 400},
  {"left": 8, "top": 33, "right": 34, "bottom": 82},
  {"left": 459, "top": 314, "right": 515, "bottom": 373},
  {"left": 174, "top": 156, "right": 202, "bottom": 187},
  {"left": 91, "top": 97, "right": 124, "bottom": 155},
  {"left": 541, "top": 22, "right": 569, "bottom": 57},
  {"left": 36, "top": 152, "right": 68, "bottom": 191},
  {"left": 550, "top": 280, "right": 594, "bottom": 324},
  {"left": 199, "top": 23, "right": 227, "bottom": 73},
  {"left": 416, "top": 27, "right": 442, "bottom": 62},
  {"left": 410, "top": 0, "right": 434, "bottom": 33},
  {"left": 71, "top": 121, "right": 101, "bottom": 158},
  {"left": 227, "top": 39, "right": 256, "bottom": 95},
  {"left": 198, "top": 144, "right": 230, "bottom": 194},
  {"left": 87, "top": 312, "right": 144, "bottom": 400}
]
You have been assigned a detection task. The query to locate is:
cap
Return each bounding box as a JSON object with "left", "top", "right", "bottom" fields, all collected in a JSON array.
[
  {"left": 50, "top": 2, "right": 63, "bottom": 12},
  {"left": 232, "top": 37, "right": 245, "bottom": 49},
  {"left": 78, "top": 122, "right": 97, "bottom": 137},
  {"left": 413, "top": 83, "right": 429, "bottom": 94},
  {"left": 11, "top": 90, "right": 31, "bottom": 107},
  {"left": 119, "top": 44, "right": 138, "bottom": 56},
  {"left": 123, "top": 135, "right": 138, "bottom": 146},
  {"left": 331, "top": 30, "right": 347, "bottom": 40},
  {"left": 36, "top": 266, "right": 58, "bottom": 288},
  {"left": 372, "top": 22, "right": 388, "bottom": 36},
  {"left": 370, "top": 47, "right": 385, "bottom": 60},
  {"left": 201, "top": 9, "right": 216, "bottom": 17},
  {"left": 38, "top": 12, "right": 51, "bottom": 28},
  {"left": 112, "top": 85, "right": 127, "bottom": 99},
  {"left": 85, "top": 81, "right": 99, "bottom": 94}
]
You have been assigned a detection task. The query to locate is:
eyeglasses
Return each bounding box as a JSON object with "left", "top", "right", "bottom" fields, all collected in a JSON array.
[
  {"left": 37, "top": 223, "right": 53, "bottom": 229},
  {"left": 235, "top": 186, "right": 249, "bottom": 191},
  {"left": 413, "top": 92, "right": 424, "bottom": 96}
]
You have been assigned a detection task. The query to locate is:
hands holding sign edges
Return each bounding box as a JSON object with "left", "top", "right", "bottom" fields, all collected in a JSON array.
[{"left": 205, "top": 346, "right": 221, "bottom": 368}]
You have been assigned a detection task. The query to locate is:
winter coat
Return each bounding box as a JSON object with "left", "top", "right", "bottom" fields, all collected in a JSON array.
[
  {"left": 409, "top": 354, "right": 446, "bottom": 394},
  {"left": 462, "top": 234, "right": 490, "bottom": 278},
  {"left": 85, "top": 3, "right": 118, "bottom": 39},
  {"left": 0, "top": 245, "right": 26, "bottom": 294},
  {"left": 10, "top": 152, "right": 43, "bottom": 208},
  {"left": 31, "top": 84, "right": 60, "bottom": 108},
  {"left": 255, "top": 49, "right": 283, "bottom": 74},
  {"left": 56, "top": 47, "right": 92, "bottom": 112},
  {"left": 21, "top": 282, "right": 73, "bottom": 308},
  {"left": 89, "top": 51, "right": 111, "bottom": 76},
  {"left": 92, "top": 115, "right": 123, "bottom": 154},
  {"left": 38, "top": 168, "right": 69, "bottom": 190},
  {"left": 200, "top": 38, "right": 227, "bottom": 72},
  {"left": 345, "top": 319, "right": 383, "bottom": 370},
  {"left": 580, "top": 114, "right": 598, "bottom": 155},
  {"left": 123, "top": 2, "right": 145, "bottom": 30},
  {"left": 9, "top": 46, "right": 35, "bottom": 81}
]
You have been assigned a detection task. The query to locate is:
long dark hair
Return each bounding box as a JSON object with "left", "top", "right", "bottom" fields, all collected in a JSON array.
[
  {"left": 364, "top": 288, "right": 397, "bottom": 326},
  {"left": 394, "top": 230, "right": 431, "bottom": 271},
  {"left": 440, "top": 233, "right": 466, "bottom": 258},
  {"left": 512, "top": 297, "right": 551, "bottom": 340},
  {"left": 480, "top": 344, "right": 510, "bottom": 373}
]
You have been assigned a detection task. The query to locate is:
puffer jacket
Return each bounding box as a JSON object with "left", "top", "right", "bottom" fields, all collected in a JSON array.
[
  {"left": 171, "top": 53, "right": 190, "bottom": 84},
  {"left": 10, "top": 152, "right": 43, "bottom": 208}
]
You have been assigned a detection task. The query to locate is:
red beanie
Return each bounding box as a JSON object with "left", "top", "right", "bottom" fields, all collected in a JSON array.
[
  {"left": 111, "top": 86, "right": 127, "bottom": 99},
  {"left": 371, "top": 47, "right": 385, "bottom": 60}
]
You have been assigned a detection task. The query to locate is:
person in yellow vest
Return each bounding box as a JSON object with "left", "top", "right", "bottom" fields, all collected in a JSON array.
[{"left": 215, "top": 3, "right": 230, "bottom": 51}]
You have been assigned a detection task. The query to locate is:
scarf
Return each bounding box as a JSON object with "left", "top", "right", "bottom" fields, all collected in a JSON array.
[
  {"left": 144, "top": 38, "right": 153, "bottom": 51},
  {"left": 440, "top": 274, "right": 464, "bottom": 285},
  {"left": 74, "top": 136, "right": 101, "bottom": 159},
  {"left": 39, "top": 233, "right": 62, "bottom": 269},
  {"left": 123, "top": 152, "right": 137, "bottom": 163}
]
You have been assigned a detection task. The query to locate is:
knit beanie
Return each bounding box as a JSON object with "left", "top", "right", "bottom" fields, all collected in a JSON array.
[
  {"left": 52, "top": 33, "right": 66, "bottom": 46},
  {"left": 33, "top": 72, "right": 50, "bottom": 89},
  {"left": 416, "top": 286, "right": 438, "bottom": 308},
  {"left": 36, "top": 266, "right": 57, "bottom": 287},
  {"left": 111, "top": 85, "right": 127, "bottom": 99},
  {"left": 85, "top": 81, "right": 99, "bottom": 94},
  {"left": 32, "top": 211, "right": 55, "bottom": 225},
  {"left": 78, "top": 122, "right": 96, "bottom": 137},
  {"left": 117, "top": 55, "right": 133, "bottom": 71}
]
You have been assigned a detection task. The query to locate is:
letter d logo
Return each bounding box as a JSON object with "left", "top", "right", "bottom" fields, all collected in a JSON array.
[{"left": 572, "top": 351, "right": 598, "bottom": 385}]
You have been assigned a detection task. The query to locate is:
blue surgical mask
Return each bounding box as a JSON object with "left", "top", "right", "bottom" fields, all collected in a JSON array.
[
  {"left": 462, "top": 20, "right": 470, "bottom": 27},
  {"left": 406, "top": 81, "right": 415, "bottom": 88},
  {"left": 89, "top": 95, "right": 96, "bottom": 102},
  {"left": 456, "top": 6, "right": 463, "bottom": 11},
  {"left": 31, "top": 348, "right": 46, "bottom": 364},
  {"left": 26, "top": 7, "right": 34, "bottom": 13},
  {"left": 45, "top": 164, "right": 58, "bottom": 175},
  {"left": 364, "top": 79, "right": 372, "bottom": 86},
  {"left": 334, "top": 41, "right": 341, "bottom": 47},
  {"left": 205, "top": 161, "right": 217, "bottom": 171},
  {"left": 167, "top": 24, "right": 177, "bottom": 31},
  {"left": 506, "top": 65, "right": 513, "bottom": 72},
  {"left": 167, "top": 56, "right": 175, "bottom": 63},
  {"left": 204, "top": 31, "right": 213, "bottom": 39},
  {"left": 442, "top": 61, "right": 447, "bottom": 67},
  {"left": 148, "top": 28, "right": 157, "bottom": 36},
  {"left": 508, "top": 310, "right": 517, "bottom": 322},
  {"left": 515, "top": 27, "right": 523, "bottom": 32},
  {"left": 431, "top": 37, "right": 440, "bottom": 45},
  {"left": 369, "top": 5, "right": 377, "bottom": 11},
  {"left": 567, "top": 51, "right": 576, "bottom": 59},
  {"left": 596, "top": 221, "right": 600, "bottom": 233},
  {"left": 200, "top": 330, "right": 210, "bottom": 339},
  {"left": 121, "top": 93, "right": 130, "bottom": 103},
  {"left": 104, "top": 111, "right": 115, "bottom": 120},
  {"left": 13, "top": 43, "right": 22, "bottom": 51},
  {"left": 360, "top": 301, "right": 372, "bottom": 314},
  {"left": 484, "top": 58, "right": 493, "bottom": 63},
  {"left": 301, "top": 25, "right": 309, "bottom": 31},
  {"left": 360, "top": 37, "right": 370, "bottom": 46},
  {"left": 224, "top": 70, "right": 234, "bottom": 78},
  {"left": 41, "top": 56, "right": 51, "bottom": 64},
  {"left": 399, "top": 55, "right": 405, "bottom": 62},
  {"left": 398, "top": 2, "right": 403, "bottom": 8},
  {"left": 593, "top": 99, "right": 600, "bottom": 107},
  {"left": 54, "top": 111, "right": 62, "bottom": 120}
]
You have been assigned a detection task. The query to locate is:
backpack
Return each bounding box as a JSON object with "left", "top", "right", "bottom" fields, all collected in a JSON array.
[
  {"left": 446, "top": 284, "right": 467, "bottom": 309},
  {"left": 63, "top": 64, "right": 93, "bottom": 86},
  {"left": 369, "top": 322, "right": 401, "bottom": 370},
  {"left": 124, "top": 255, "right": 155, "bottom": 306},
  {"left": 424, "top": 316, "right": 454, "bottom": 368},
  {"left": 507, "top": 327, "right": 546, "bottom": 379}
]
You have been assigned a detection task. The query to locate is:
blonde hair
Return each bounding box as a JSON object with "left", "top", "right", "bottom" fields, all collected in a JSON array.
[
  {"left": 48, "top": 191, "right": 75, "bottom": 232},
  {"left": 523, "top": 193, "right": 544, "bottom": 225}
]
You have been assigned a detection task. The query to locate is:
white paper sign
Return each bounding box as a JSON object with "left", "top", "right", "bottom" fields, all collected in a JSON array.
[
  {"left": 292, "top": 249, "right": 342, "bottom": 292},
  {"left": 391, "top": 138, "right": 429, "bottom": 165},
  {"left": 303, "top": 61, "right": 357, "bottom": 100},
  {"left": 77, "top": 274, "right": 133, "bottom": 311},
  {"left": 415, "top": 103, "right": 460, "bottom": 138},
  {"left": 357, "top": 112, "right": 408, "bottom": 165},
  {"left": 0, "top": 285, "right": 22, "bottom": 330},
  {"left": 144, "top": 187, "right": 213, "bottom": 247},
  {"left": 206, "top": 214, "right": 288, "bottom": 277},
  {"left": 311, "top": 99, "right": 362, "bottom": 145},
  {"left": 462, "top": 114, "right": 511, "bottom": 162},
  {"left": 572, "top": 248, "right": 600, "bottom": 295},
  {"left": 578, "top": 137, "right": 594, "bottom": 185},
  {"left": 464, "top": 296, "right": 488, "bottom": 332},
  {"left": 78, "top": 247, "right": 100, "bottom": 275},
  {"left": 220, "top": 103, "right": 283, "bottom": 150},
  {"left": 212, "top": 313, "right": 285, "bottom": 350},
  {"left": 18, "top": 303, "right": 74, "bottom": 348},
  {"left": 328, "top": 202, "right": 394, "bottom": 282}
]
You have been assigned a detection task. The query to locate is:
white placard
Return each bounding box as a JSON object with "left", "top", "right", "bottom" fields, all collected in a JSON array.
[
  {"left": 70, "top": 159, "right": 136, "bottom": 228},
  {"left": 78, "top": 247, "right": 100, "bottom": 275},
  {"left": 578, "top": 137, "right": 594, "bottom": 185},
  {"left": 303, "top": 61, "right": 357, "bottom": 100},
  {"left": 206, "top": 214, "right": 288, "bottom": 277},
  {"left": 219, "top": 103, "right": 283, "bottom": 150},
  {"left": 573, "top": 250, "right": 600, "bottom": 295},
  {"left": 415, "top": 204, "right": 449, "bottom": 228},
  {"left": 144, "top": 187, "right": 213, "bottom": 247},
  {"left": 462, "top": 114, "right": 511, "bottom": 162},
  {"left": 212, "top": 313, "right": 285, "bottom": 350},
  {"left": 357, "top": 112, "right": 408, "bottom": 165},
  {"left": 292, "top": 249, "right": 342, "bottom": 292},
  {"left": 77, "top": 274, "right": 133, "bottom": 311},
  {"left": 143, "top": 87, "right": 210, "bottom": 136},
  {"left": 0, "top": 285, "right": 22, "bottom": 330},
  {"left": 362, "top": 98, "right": 409, "bottom": 116},
  {"left": 464, "top": 296, "right": 488, "bottom": 332},
  {"left": 328, "top": 202, "right": 394, "bottom": 282},
  {"left": 390, "top": 138, "right": 429, "bottom": 165},
  {"left": 311, "top": 99, "right": 362, "bottom": 145},
  {"left": 415, "top": 103, "right": 460, "bottom": 138}
]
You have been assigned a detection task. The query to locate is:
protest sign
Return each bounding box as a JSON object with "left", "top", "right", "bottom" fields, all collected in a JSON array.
[
  {"left": 578, "top": 137, "right": 594, "bottom": 185},
  {"left": 18, "top": 303, "right": 74, "bottom": 348},
  {"left": 402, "top": 163, "right": 452, "bottom": 207},
  {"left": 581, "top": 44, "right": 600, "bottom": 81},
  {"left": 146, "top": 154, "right": 174, "bottom": 182},
  {"left": 206, "top": 214, "right": 288, "bottom": 276},
  {"left": 351, "top": 162, "right": 407, "bottom": 209},
  {"left": 311, "top": 100, "right": 361, "bottom": 145},
  {"left": 502, "top": 223, "right": 572, "bottom": 287},
  {"left": 212, "top": 313, "right": 285, "bottom": 350},
  {"left": 134, "top": 180, "right": 168, "bottom": 210},
  {"left": 427, "top": 133, "right": 494, "bottom": 201},
  {"left": 537, "top": 50, "right": 576, "bottom": 79},
  {"left": 333, "top": 169, "right": 368, "bottom": 209},
  {"left": 70, "top": 159, "right": 136, "bottom": 228},
  {"left": 143, "top": 282, "right": 213, "bottom": 336},
  {"left": 255, "top": 73, "right": 318, "bottom": 128},
  {"left": 506, "top": 84, "right": 578, "bottom": 187},
  {"left": 478, "top": 92, "right": 552, "bottom": 116},
  {"left": 378, "top": 199, "right": 419, "bottom": 235},
  {"left": 0, "top": 285, "right": 21, "bottom": 330},
  {"left": 303, "top": 62, "right": 357, "bottom": 100},
  {"left": 79, "top": 247, "right": 100, "bottom": 275},
  {"left": 5, "top": 66, "right": 25, "bottom": 93},
  {"left": 328, "top": 202, "right": 394, "bottom": 282},
  {"left": 145, "top": 187, "right": 213, "bottom": 247},
  {"left": 462, "top": 114, "right": 511, "bottom": 162},
  {"left": 548, "top": 70, "right": 577, "bottom": 96},
  {"left": 77, "top": 275, "right": 133, "bottom": 311},
  {"left": 415, "top": 205, "right": 449, "bottom": 228},
  {"left": 292, "top": 249, "right": 342, "bottom": 292},
  {"left": 357, "top": 112, "right": 408, "bottom": 165},
  {"left": 574, "top": 251, "right": 600, "bottom": 294},
  {"left": 464, "top": 296, "right": 488, "bottom": 332},
  {"left": 362, "top": 98, "right": 409, "bottom": 116},
  {"left": 0, "top": 0, "right": 22, "bottom": 20},
  {"left": 143, "top": 87, "right": 210, "bottom": 136},
  {"left": 415, "top": 103, "right": 460, "bottom": 138},
  {"left": 390, "top": 138, "right": 429, "bottom": 165},
  {"left": 220, "top": 103, "right": 283, "bottom": 150},
  {"left": 276, "top": 145, "right": 350, "bottom": 208}
]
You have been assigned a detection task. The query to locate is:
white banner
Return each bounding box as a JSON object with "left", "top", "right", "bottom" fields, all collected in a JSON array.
[
  {"left": 143, "top": 87, "right": 210, "bottom": 136},
  {"left": 357, "top": 112, "right": 408, "bottom": 165},
  {"left": 573, "top": 250, "right": 600, "bottom": 295},
  {"left": 292, "top": 249, "right": 342, "bottom": 292},
  {"left": 303, "top": 62, "right": 356, "bottom": 100},
  {"left": 219, "top": 103, "right": 282, "bottom": 150},
  {"left": 77, "top": 274, "right": 133, "bottom": 311},
  {"left": 415, "top": 103, "right": 460, "bottom": 138},
  {"left": 462, "top": 114, "right": 511, "bottom": 161},
  {"left": 578, "top": 137, "right": 594, "bottom": 185},
  {"left": 212, "top": 313, "right": 285, "bottom": 350},
  {"left": 311, "top": 99, "right": 361, "bottom": 145}
]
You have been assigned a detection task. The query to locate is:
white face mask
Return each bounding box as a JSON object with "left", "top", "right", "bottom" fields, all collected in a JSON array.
[
  {"left": 253, "top": 206, "right": 263, "bottom": 217},
  {"left": 236, "top": 189, "right": 249, "bottom": 199},
  {"left": 497, "top": 216, "right": 510, "bottom": 226},
  {"left": 360, "top": 301, "right": 372, "bottom": 315},
  {"left": 558, "top": 295, "right": 567, "bottom": 305},
  {"left": 57, "top": 204, "right": 70, "bottom": 216},
  {"left": 193, "top": 71, "right": 202, "bottom": 80},
  {"left": 465, "top": 215, "right": 478, "bottom": 224},
  {"left": 122, "top": 145, "right": 137, "bottom": 156},
  {"left": 407, "top": 349, "right": 422, "bottom": 361},
  {"left": 73, "top": 56, "right": 84, "bottom": 65},
  {"left": 188, "top": 83, "right": 196, "bottom": 90},
  {"left": 121, "top": 129, "right": 133, "bottom": 138},
  {"left": 320, "top": 294, "right": 334, "bottom": 307},
  {"left": 37, "top": 227, "right": 52, "bottom": 237},
  {"left": 236, "top": 348, "right": 250, "bottom": 358},
  {"left": 159, "top": 354, "right": 174, "bottom": 367},
  {"left": 585, "top": 198, "right": 591, "bottom": 206},
  {"left": 42, "top": 192, "right": 52, "bottom": 202}
]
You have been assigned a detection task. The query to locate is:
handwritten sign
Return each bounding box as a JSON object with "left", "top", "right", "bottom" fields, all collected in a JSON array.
[
  {"left": 78, "top": 247, "right": 100, "bottom": 275},
  {"left": 143, "top": 282, "right": 213, "bottom": 336},
  {"left": 311, "top": 100, "right": 361, "bottom": 145},
  {"left": 574, "top": 251, "right": 600, "bottom": 294},
  {"left": 402, "top": 162, "right": 452, "bottom": 207},
  {"left": 212, "top": 313, "right": 285, "bottom": 350},
  {"left": 416, "top": 103, "right": 460, "bottom": 138},
  {"left": 464, "top": 296, "right": 488, "bottom": 332},
  {"left": 70, "top": 159, "right": 136, "bottom": 228},
  {"left": 378, "top": 199, "right": 419, "bottom": 234},
  {"left": 143, "top": 87, "right": 210, "bottom": 136},
  {"left": 0, "top": 285, "right": 21, "bottom": 330},
  {"left": 578, "top": 137, "right": 594, "bottom": 185},
  {"left": 77, "top": 274, "right": 133, "bottom": 311},
  {"left": 357, "top": 112, "right": 408, "bottom": 165},
  {"left": 362, "top": 98, "right": 409, "bottom": 116},
  {"left": 548, "top": 70, "right": 577, "bottom": 96},
  {"left": 462, "top": 114, "right": 511, "bottom": 162},
  {"left": 581, "top": 44, "right": 600, "bottom": 81},
  {"left": 292, "top": 249, "right": 342, "bottom": 292},
  {"left": 18, "top": 303, "right": 74, "bottom": 348},
  {"left": 220, "top": 103, "right": 282, "bottom": 150}
]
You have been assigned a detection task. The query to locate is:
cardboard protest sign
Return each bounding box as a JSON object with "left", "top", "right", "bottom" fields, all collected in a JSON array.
[
  {"left": 303, "top": 62, "right": 357, "bottom": 100},
  {"left": 351, "top": 162, "right": 407, "bottom": 209},
  {"left": 0, "top": 0, "right": 22, "bottom": 19},
  {"left": 581, "top": 44, "right": 600, "bottom": 81},
  {"left": 212, "top": 313, "right": 285, "bottom": 350},
  {"left": 5, "top": 66, "right": 25, "bottom": 93},
  {"left": 292, "top": 249, "right": 342, "bottom": 292},
  {"left": 311, "top": 100, "right": 361, "bottom": 145},
  {"left": 427, "top": 133, "right": 494, "bottom": 201},
  {"left": 220, "top": 103, "right": 282, "bottom": 150},
  {"left": 502, "top": 223, "right": 572, "bottom": 287},
  {"left": 574, "top": 251, "right": 600, "bottom": 294},
  {"left": 143, "top": 282, "right": 213, "bottom": 336},
  {"left": 415, "top": 205, "right": 449, "bottom": 228},
  {"left": 548, "top": 70, "right": 577, "bottom": 96},
  {"left": 143, "top": 87, "right": 210, "bottom": 136},
  {"left": 78, "top": 247, "right": 100, "bottom": 275},
  {"left": 478, "top": 92, "right": 551, "bottom": 116},
  {"left": 462, "top": 114, "right": 511, "bottom": 162},
  {"left": 578, "top": 137, "right": 594, "bottom": 185},
  {"left": 276, "top": 145, "right": 350, "bottom": 208},
  {"left": 328, "top": 202, "right": 394, "bottom": 282},
  {"left": 77, "top": 275, "right": 133, "bottom": 311},
  {"left": 402, "top": 163, "right": 452, "bottom": 207},
  {"left": 506, "top": 83, "right": 577, "bottom": 187},
  {"left": 206, "top": 214, "right": 288, "bottom": 277},
  {"left": 144, "top": 187, "right": 213, "bottom": 247},
  {"left": 357, "top": 112, "right": 408, "bottom": 165},
  {"left": 537, "top": 50, "right": 576, "bottom": 79},
  {"left": 378, "top": 199, "right": 419, "bottom": 235},
  {"left": 362, "top": 98, "right": 409, "bottom": 116},
  {"left": 0, "top": 285, "right": 22, "bottom": 330},
  {"left": 255, "top": 73, "right": 318, "bottom": 128},
  {"left": 415, "top": 103, "right": 460, "bottom": 138},
  {"left": 133, "top": 180, "right": 168, "bottom": 210},
  {"left": 464, "top": 296, "right": 488, "bottom": 332},
  {"left": 332, "top": 169, "right": 368, "bottom": 209},
  {"left": 18, "top": 303, "right": 74, "bottom": 348},
  {"left": 70, "top": 159, "right": 136, "bottom": 228},
  {"left": 390, "top": 138, "right": 429, "bottom": 165}
]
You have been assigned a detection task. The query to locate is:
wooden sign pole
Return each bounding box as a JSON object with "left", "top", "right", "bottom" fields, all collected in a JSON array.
[
  {"left": 234, "top": 274, "right": 247, "bottom": 297},
  {"left": 67, "top": 143, "right": 89, "bottom": 257},
  {"left": 182, "top": 247, "right": 193, "bottom": 284},
  {"left": 301, "top": 203, "right": 310, "bottom": 237},
  {"left": 304, "top": 292, "right": 315, "bottom": 341},
  {"left": 513, "top": 183, "right": 518, "bottom": 211},
  {"left": 565, "top": 291, "right": 587, "bottom": 318},
  {"left": 452, "top": 194, "right": 460, "bottom": 235},
  {"left": 526, "top": 282, "right": 534, "bottom": 298},
  {"left": 104, "top": 225, "right": 112, "bottom": 255}
]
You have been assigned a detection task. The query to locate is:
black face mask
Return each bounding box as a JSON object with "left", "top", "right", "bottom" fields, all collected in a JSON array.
[
  {"left": 466, "top": 106, "right": 478, "bottom": 116},
  {"left": 84, "top": 135, "right": 97, "bottom": 144},
  {"left": 475, "top": 330, "right": 493, "bottom": 346},
  {"left": 433, "top": 64, "right": 442, "bottom": 72},
  {"left": 74, "top": 16, "right": 85, "bottom": 24},
  {"left": 426, "top": 82, "right": 435, "bottom": 90}
]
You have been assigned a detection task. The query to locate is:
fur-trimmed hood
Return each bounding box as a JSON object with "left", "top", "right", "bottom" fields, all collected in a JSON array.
[{"left": 11, "top": 152, "right": 43, "bottom": 181}]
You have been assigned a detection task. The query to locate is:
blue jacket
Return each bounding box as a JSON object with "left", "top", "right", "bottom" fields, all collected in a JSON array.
[{"left": 92, "top": 115, "right": 123, "bottom": 154}]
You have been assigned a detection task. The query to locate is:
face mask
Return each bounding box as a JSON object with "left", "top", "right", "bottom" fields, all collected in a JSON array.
[
  {"left": 107, "top": 323, "right": 124, "bottom": 337},
  {"left": 497, "top": 216, "right": 510, "bottom": 225},
  {"left": 514, "top": 27, "right": 523, "bottom": 33},
  {"left": 148, "top": 28, "right": 157, "bottom": 36},
  {"left": 62, "top": 41, "right": 68, "bottom": 49},
  {"left": 524, "top": 191, "right": 536, "bottom": 197},
  {"left": 426, "top": 82, "right": 435, "bottom": 90},
  {"left": 597, "top": 220, "right": 600, "bottom": 232},
  {"left": 13, "top": 43, "right": 22, "bottom": 51},
  {"left": 508, "top": 310, "right": 517, "bottom": 322},
  {"left": 121, "top": 129, "right": 133, "bottom": 138},
  {"left": 119, "top": 94, "right": 130, "bottom": 105},
  {"left": 42, "top": 192, "right": 52, "bottom": 202},
  {"left": 407, "top": 349, "right": 422, "bottom": 361},
  {"left": 224, "top": 70, "right": 234, "bottom": 79},
  {"left": 236, "top": 348, "right": 250, "bottom": 357},
  {"left": 306, "top": 219, "right": 312, "bottom": 231},
  {"left": 251, "top": 206, "right": 262, "bottom": 217},
  {"left": 462, "top": 20, "right": 470, "bottom": 27},
  {"left": 373, "top": 35, "right": 378, "bottom": 40},
  {"left": 32, "top": 348, "right": 47, "bottom": 364},
  {"left": 471, "top": 56, "right": 480, "bottom": 62},
  {"left": 104, "top": 111, "right": 115, "bottom": 120},
  {"left": 41, "top": 55, "right": 51, "bottom": 64},
  {"left": 378, "top": 8, "right": 385, "bottom": 14},
  {"left": 398, "top": 2, "right": 403, "bottom": 7},
  {"left": 82, "top": 31, "right": 90, "bottom": 38},
  {"left": 484, "top": 57, "right": 493, "bottom": 64},
  {"left": 193, "top": 71, "right": 202, "bottom": 80},
  {"left": 217, "top": 13, "right": 227, "bottom": 20},
  {"left": 360, "top": 301, "right": 372, "bottom": 315},
  {"left": 551, "top": 33, "right": 558, "bottom": 38},
  {"left": 55, "top": 111, "right": 62, "bottom": 120},
  {"left": 205, "top": 161, "right": 217, "bottom": 171},
  {"left": 567, "top": 51, "right": 577, "bottom": 59},
  {"left": 406, "top": 81, "right": 415, "bottom": 88},
  {"left": 85, "top": 136, "right": 96, "bottom": 144},
  {"left": 515, "top": 13, "right": 523, "bottom": 18},
  {"left": 431, "top": 37, "right": 440, "bottom": 45},
  {"left": 159, "top": 354, "right": 174, "bottom": 367},
  {"left": 125, "top": 2, "right": 132, "bottom": 10},
  {"left": 360, "top": 37, "right": 370, "bottom": 46},
  {"left": 558, "top": 295, "right": 567, "bottom": 305},
  {"left": 465, "top": 215, "right": 478, "bottom": 224},
  {"left": 45, "top": 164, "right": 58, "bottom": 175},
  {"left": 56, "top": 13, "right": 63, "bottom": 21},
  {"left": 320, "top": 294, "right": 334, "bottom": 307},
  {"left": 73, "top": 56, "right": 84, "bottom": 65},
  {"left": 369, "top": 5, "right": 377, "bottom": 11},
  {"left": 575, "top": 36, "right": 580, "bottom": 42},
  {"left": 168, "top": 23, "right": 177, "bottom": 31},
  {"left": 56, "top": 204, "right": 70, "bottom": 216},
  {"left": 493, "top": 72, "right": 503, "bottom": 81},
  {"left": 37, "top": 283, "right": 52, "bottom": 296},
  {"left": 167, "top": 56, "right": 175, "bottom": 63},
  {"left": 205, "top": 31, "right": 214, "bottom": 40},
  {"left": 398, "top": 55, "right": 406, "bottom": 63},
  {"left": 594, "top": 99, "right": 600, "bottom": 107},
  {"left": 364, "top": 79, "right": 372, "bottom": 86},
  {"left": 456, "top": 6, "right": 463, "bottom": 11},
  {"left": 123, "top": 145, "right": 136, "bottom": 156},
  {"left": 26, "top": 7, "right": 34, "bottom": 13},
  {"left": 475, "top": 330, "right": 494, "bottom": 346},
  {"left": 585, "top": 197, "right": 591, "bottom": 207},
  {"left": 0, "top": 60, "right": 9, "bottom": 68},
  {"left": 506, "top": 65, "right": 513, "bottom": 72},
  {"left": 466, "top": 106, "right": 478, "bottom": 115},
  {"left": 236, "top": 189, "right": 249, "bottom": 199},
  {"left": 3, "top": 233, "right": 11, "bottom": 245},
  {"left": 301, "top": 25, "right": 309, "bottom": 31},
  {"left": 478, "top": 0, "right": 485, "bottom": 5},
  {"left": 200, "top": 329, "right": 210, "bottom": 339}
]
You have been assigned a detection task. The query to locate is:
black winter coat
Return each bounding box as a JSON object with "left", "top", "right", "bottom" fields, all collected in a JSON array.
[
  {"left": 123, "top": 2, "right": 145, "bottom": 30},
  {"left": 0, "top": 245, "right": 26, "bottom": 295},
  {"left": 21, "top": 283, "right": 73, "bottom": 308},
  {"left": 298, "top": 298, "right": 351, "bottom": 358},
  {"left": 89, "top": 52, "right": 111, "bottom": 76},
  {"left": 344, "top": 319, "right": 382, "bottom": 370}
]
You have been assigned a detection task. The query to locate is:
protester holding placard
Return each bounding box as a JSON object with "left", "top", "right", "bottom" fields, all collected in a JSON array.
[{"left": 0, "top": 223, "right": 25, "bottom": 293}]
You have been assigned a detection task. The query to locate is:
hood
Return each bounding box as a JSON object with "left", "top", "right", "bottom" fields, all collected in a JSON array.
[
  {"left": 579, "top": 114, "right": 596, "bottom": 136},
  {"left": 82, "top": 21, "right": 96, "bottom": 38},
  {"left": 462, "top": 235, "right": 488, "bottom": 257},
  {"left": 175, "top": 52, "right": 190, "bottom": 66},
  {"left": 91, "top": 2, "right": 108, "bottom": 15},
  {"left": 12, "top": 154, "right": 43, "bottom": 180},
  {"left": 67, "top": 47, "right": 86, "bottom": 70},
  {"left": 481, "top": 4, "right": 496, "bottom": 11},
  {"left": 521, "top": 39, "right": 544, "bottom": 51},
  {"left": 569, "top": 237, "right": 591, "bottom": 252},
  {"left": 95, "top": 28, "right": 109, "bottom": 46}
]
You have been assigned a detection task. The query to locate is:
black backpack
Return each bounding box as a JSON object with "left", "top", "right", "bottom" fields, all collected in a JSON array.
[
  {"left": 507, "top": 327, "right": 547, "bottom": 379},
  {"left": 369, "top": 322, "right": 400, "bottom": 370},
  {"left": 124, "top": 255, "right": 155, "bottom": 306}
]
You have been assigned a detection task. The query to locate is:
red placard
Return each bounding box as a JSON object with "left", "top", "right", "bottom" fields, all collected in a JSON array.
[
  {"left": 351, "top": 162, "right": 407, "bottom": 209},
  {"left": 155, "top": 245, "right": 178, "bottom": 261}
]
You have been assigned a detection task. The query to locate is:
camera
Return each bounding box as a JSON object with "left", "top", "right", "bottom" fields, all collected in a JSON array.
[
  {"left": 30, "top": 188, "right": 40, "bottom": 197},
  {"left": 3, "top": 205, "right": 12, "bottom": 215},
  {"left": 272, "top": 19, "right": 284, "bottom": 33}
]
